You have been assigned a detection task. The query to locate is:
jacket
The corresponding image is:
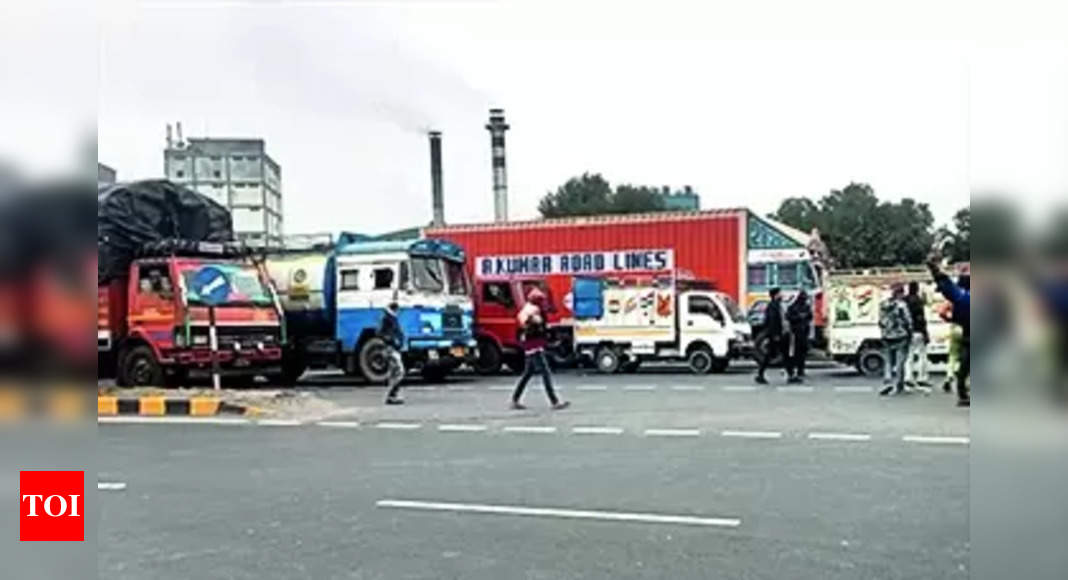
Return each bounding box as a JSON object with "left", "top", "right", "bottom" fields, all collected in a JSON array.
[
  {"left": 762, "top": 298, "right": 787, "bottom": 338},
  {"left": 377, "top": 310, "right": 404, "bottom": 350},
  {"left": 904, "top": 293, "right": 928, "bottom": 340},
  {"left": 933, "top": 272, "right": 969, "bottom": 336},
  {"left": 517, "top": 302, "right": 548, "bottom": 353},
  {"left": 879, "top": 297, "right": 912, "bottom": 342},
  {"left": 785, "top": 296, "right": 813, "bottom": 332}
]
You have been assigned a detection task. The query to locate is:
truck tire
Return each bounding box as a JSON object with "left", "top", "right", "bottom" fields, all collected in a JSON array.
[
  {"left": 857, "top": 348, "right": 886, "bottom": 378},
  {"left": 594, "top": 346, "right": 621, "bottom": 374},
  {"left": 358, "top": 338, "right": 392, "bottom": 384},
  {"left": 687, "top": 347, "right": 714, "bottom": 375},
  {"left": 710, "top": 356, "right": 730, "bottom": 374},
  {"left": 621, "top": 358, "right": 641, "bottom": 373},
  {"left": 475, "top": 337, "right": 503, "bottom": 375},
  {"left": 118, "top": 344, "right": 165, "bottom": 387},
  {"left": 281, "top": 355, "right": 306, "bottom": 385}
]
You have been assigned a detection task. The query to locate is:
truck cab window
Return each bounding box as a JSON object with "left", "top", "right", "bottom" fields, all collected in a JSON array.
[
  {"left": 138, "top": 265, "right": 173, "bottom": 299},
  {"left": 398, "top": 261, "right": 410, "bottom": 290},
  {"left": 483, "top": 282, "right": 514, "bottom": 308},
  {"left": 777, "top": 262, "right": 799, "bottom": 286},
  {"left": 689, "top": 295, "right": 725, "bottom": 324},
  {"left": 373, "top": 267, "right": 394, "bottom": 290},
  {"left": 340, "top": 269, "right": 359, "bottom": 290},
  {"left": 747, "top": 264, "right": 769, "bottom": 289}
]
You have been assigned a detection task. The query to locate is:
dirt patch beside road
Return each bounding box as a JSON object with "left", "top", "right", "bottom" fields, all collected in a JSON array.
[{"left": 97, "top": 386, "right": 343, "bottom": 420}]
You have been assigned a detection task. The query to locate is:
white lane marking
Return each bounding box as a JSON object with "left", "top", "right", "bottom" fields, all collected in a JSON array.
[
  {"left": 644, "top": 428, "right": 701, "bottom": 437},
  {"left": 808, "top": 432, "right": 872, "bottom": 442},
  {"left": 446, "top": 385, "right": 474, "bottom": 391},
  {"left": 721, "top": 430, "right": 783, "bottom": 439},
  {"left": 375, "top": 422, "right": 423, "bottom": 430},
  {"left": 438, "top": 424, "right": 489, "bottom": 433},
  {"left": 777, "top": 386, "right": 815, "bottom": 393},
  {"left": 671, "top": 385, "right": 705, "bottom": 391},
  {"left": 571, "top": 426, "right": 625, "bottom": 435},
  {"left": 316, "top": 421, "right": 360, "bottom": 429},
  {"left": 834, "top": 386, "right": 875, "bottom": 393},
  {"left": 98, "top": 482, "right": 127, "bottom": 491},
  {"left": 407, "top": 386, "right": 437, "bottom": 392},
  {"left": 502, "top": 426, "right": 557, "bottom": 434},
  {"left": 576, "top": 385, "right": 609, "bottom": 391},
  {"left": 258, "top": 419, "right": 302, "bottom": 427},
  {"left": 98, "top": 416, "right": 251, "bottom": 426},
  {"left": 722, "top": 386, "right": 759, "bottom": 392},
  {"left": 488, "top": 385, "right": 514, "bottom": 391},
  {"left": 903, "top": 435, "right": 970, "bottom": 445},
  {"left": 376, "top": 499, "right": 741, "bottom": 529},
  {"left": 623, "top": 385, "right": 657, "bottom": 392}
]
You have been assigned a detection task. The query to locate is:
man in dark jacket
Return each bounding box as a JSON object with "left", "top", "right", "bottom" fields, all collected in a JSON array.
[
  {"left": 928, "top": 258, "right": 970, "bottom": 406},
  {"left": 379, "top": 302, "right": 406, "bottom": 405},
  {"left": 755, "top": 288, "right": 788, "bottom": 385},
  {"left": 904, "top": 281, "right": 932, "bottom": 390},
  {"left": 785, "top": 290, "right": 813, "bottom": 384}
]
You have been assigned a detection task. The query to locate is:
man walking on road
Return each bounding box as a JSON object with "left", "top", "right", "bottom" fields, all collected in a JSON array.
[
  {"left": 904, "top": 281, "right": 932, "bottom": 391},
  {"left": 379, "top": 301, "right": 406, "bottom": 405},
  {"left": 511, "top": 288, "right": 570, "bottom": 411},
  {"left": 785, "top": 289, "right": 813, "bottom": 384},
  {"left": 755, "top": 287, "right": 788, "bottom": 385},
  {"left": 928, "top": 258, "right": 970, "bottom": 407},
  {"left": 879, "top": 283, "right": 913, "bottom": 396}
]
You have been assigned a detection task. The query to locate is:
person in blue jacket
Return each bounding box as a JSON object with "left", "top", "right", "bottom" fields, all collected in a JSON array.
[{"left": 927, "top": 257, "right": 970, "bottom": 407}]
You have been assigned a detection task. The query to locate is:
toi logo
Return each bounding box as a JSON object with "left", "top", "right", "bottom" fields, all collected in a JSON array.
[{"left": 19, "top": 471, "right": 84, "bottom": 541}]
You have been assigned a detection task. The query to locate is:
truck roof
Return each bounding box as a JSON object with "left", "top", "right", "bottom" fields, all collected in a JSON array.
[{"left": 336, "top": 237, "right": 465, "bottom": 262}]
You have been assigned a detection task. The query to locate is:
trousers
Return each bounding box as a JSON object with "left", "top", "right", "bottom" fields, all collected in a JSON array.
[{"left": 512, "top": 350, "right": 559, "bottom": 405}]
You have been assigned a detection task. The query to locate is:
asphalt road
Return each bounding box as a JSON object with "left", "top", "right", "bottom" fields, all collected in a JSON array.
[{"left": 98, "top": 366, "right": 969, "bottom": 579}]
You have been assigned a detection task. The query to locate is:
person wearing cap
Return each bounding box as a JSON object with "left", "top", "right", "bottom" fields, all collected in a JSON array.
[
  {"left": 755, "top": 287, "right": 789, "bottom": 385},
  {"left": 904, "top": 281, "right": 933, "bottom": 391},
  {"left": 928, "top": 256, "right": 970, "bottom": 407},
  {"left": 879, "top": 282, "right": 913, "bottom": 396},
  {"left": 379, "top": 301, "right": 406, "bottom": 405},
  {"left": 511, "top": 287, "right": 570, "bottom": 410}
]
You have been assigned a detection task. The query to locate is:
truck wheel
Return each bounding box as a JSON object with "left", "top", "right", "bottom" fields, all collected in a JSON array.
[
  {"left": 710, "top": 356, "right": 730, "bottom": 374},
  {"left": 857, "top": 348, "right": 886, "bottom": 378},
  {"left": 621, "top": 358, "right": 641, "bottom": 373},
  {"left": 687, "top": 347, "right": 714, "bottom": 375},
  {"left": 595, "top": 347, "right": 621, "bottom": 374},
  {"left": 118, "top": 345, "right": 164, "bottom": 387},
  {"left": 281, "top": 358, "right": 306, "bottom": 386},
  {"left": 475, "top": 338, "right": 503, "bottom": 375},
  {"left": 358, "top": 338, "right": 392, "bottom": 383}
]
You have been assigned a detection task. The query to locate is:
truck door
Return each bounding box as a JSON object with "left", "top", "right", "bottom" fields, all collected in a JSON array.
[
  {"left": 129, "top": 262, "right": 176, "bottom": 327},
  {"left": 478, "top": 280, "right": 518, "bottom": 347},
  {"left": 682, "top": 293, "right": 729, "bottom": 356}
]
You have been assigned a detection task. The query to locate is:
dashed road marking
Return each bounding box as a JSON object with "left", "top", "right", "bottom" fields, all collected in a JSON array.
[
  {"left": 834, "top": 386, "right": 875, "bottom": 393},
  {"left": 808, "top": 432, "right": 872, "bottom": 442},
  {"left": 644, "top": 428, "right": 701, "bottom": 437},
  {"left": 446, "top": 385, "right": 474, "bottom": 392},
  {"left": 376, "top": 499, "right": 741, "bottom": 528},
  {"left": 438, "top": 424, "right": 489, "bottom": 433},
  {"left": 721, "top": 430, "right": 783, "bottom": 439},
  {"left": 98, "top": 482, "right": 127, "bottom": 491},
  {"left": 258, "top": 419, "right": 302, "bottom": 427},
  {"left": 777, "top": 386, "right": 815, "bottom": 393},
  {"left": 488, "top": 385, "right": 514, "bottom": 391},
  {"left": 375, "top": 422, "right": 423, "bottom": 430},
  {"left": 623, "top": 385, "right": 657, "bottom": 392},
  {"left": 502, "top": 426, "right": 558, "bottom": 434},
  {"left": 671, "top": 385, "right": 705, "bottom": 392},
  {"left": 316, "top": 421, "right": 360, "bottom": 429},
  {"left": 571, "top": 426, "right": 625, "bottom": 435},
  {"left": 407, "top": 386, "right": 437, "bottom": 392},
  {"left": 576, "top": 385, "right": 609, "bottom": 391},
  {"left": 903, "top": 435, "right": 970, "bottom": 445},
  {"left": 722, "top": 386, "right": 759, "bottom": 392},
  {"left": 98, "top": 416, "right": 251, "bottom": 425}
]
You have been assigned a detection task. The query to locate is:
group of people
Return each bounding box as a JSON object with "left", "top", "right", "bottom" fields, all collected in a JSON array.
[{"left": 754, "top": 287, "right": 814, "bottom": 385}]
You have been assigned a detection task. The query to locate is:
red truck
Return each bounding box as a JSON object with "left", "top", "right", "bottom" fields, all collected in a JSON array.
[{"left": 426, "top": 208, "right": 825, "bottom": 373}]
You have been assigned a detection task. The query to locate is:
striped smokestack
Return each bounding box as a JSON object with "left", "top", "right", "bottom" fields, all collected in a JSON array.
[
  {"left": 429, "top": 130, "right": 444, "bottom": 227},
  {"left": 486, "top": 108, "right": 510, "bottom": 222}
]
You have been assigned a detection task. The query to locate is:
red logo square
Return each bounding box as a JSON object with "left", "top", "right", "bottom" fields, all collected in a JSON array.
[{"left": 19, "top": 471, "right": 84, "bottom": 541}]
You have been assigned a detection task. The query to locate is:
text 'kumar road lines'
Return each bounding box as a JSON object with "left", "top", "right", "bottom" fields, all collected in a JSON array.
[{"left": 376, "top": 500, "right": 741, "bottom": 529}]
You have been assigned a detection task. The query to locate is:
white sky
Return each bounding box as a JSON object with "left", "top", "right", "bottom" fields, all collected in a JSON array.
[{"left": 95, "top": 1, "right": 1067, "bottom": 236}]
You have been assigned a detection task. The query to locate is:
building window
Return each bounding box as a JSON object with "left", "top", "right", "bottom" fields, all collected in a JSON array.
[
  {"left": 176, "top": 170, "right": 184, "bottom": 179},
  {"left": 234, "top": 182, "right": 245, "bottom": 188},
  {"left": 210, "top": 155, "right": 221, "bottom": 161},
  {"left": 213, "top": 170, "right": 221, "bottom": 178}
]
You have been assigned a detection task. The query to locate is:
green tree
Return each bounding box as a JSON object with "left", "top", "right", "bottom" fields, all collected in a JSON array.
[
  {"left": 611, "top": 184, "right": 665, "bottom": 214},
  {"left": 538, "top": 173, "right": 613, "bottom": 218},
  {"left": 772, "top": 182, "right": 936, "bottom": 268}
]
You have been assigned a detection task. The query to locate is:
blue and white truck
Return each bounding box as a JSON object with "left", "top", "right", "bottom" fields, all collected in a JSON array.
[{"left": 266, "top": 238, "right": 477, "bottom": 383}]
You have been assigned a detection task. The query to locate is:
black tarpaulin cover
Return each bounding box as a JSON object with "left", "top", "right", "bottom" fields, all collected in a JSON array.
[{"left": 98, "top": 180, "right": 233, "bottom": 283}]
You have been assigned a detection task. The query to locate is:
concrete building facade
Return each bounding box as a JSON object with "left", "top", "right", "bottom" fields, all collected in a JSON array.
[
  {"left": 658, "top": 185, "right": 700, "bottom": 211},
  {"left": 163, "top": 137, "right": 282, "bottom": 247}
]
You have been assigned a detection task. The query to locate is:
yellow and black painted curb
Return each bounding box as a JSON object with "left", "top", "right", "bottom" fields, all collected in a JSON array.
[{"left": 97, "top": 396, "right": 261, "bottom": 417}]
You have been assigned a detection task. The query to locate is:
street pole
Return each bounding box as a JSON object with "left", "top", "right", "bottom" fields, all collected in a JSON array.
[{"left": 209, "top": 305, "right": 220, "bottom": 391}]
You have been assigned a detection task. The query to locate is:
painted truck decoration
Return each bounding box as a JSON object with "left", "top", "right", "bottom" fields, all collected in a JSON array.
[
  {"left": 266, "top": 238, "right": 476, "bottom": 383},
  {"left": 571, "top": 274, "right": 753, "bottom": 374}
]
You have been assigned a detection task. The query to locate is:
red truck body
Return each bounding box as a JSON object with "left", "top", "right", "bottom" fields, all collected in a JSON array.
[{"left": 426, "top": 210, "right": 746, "bottom": 371}]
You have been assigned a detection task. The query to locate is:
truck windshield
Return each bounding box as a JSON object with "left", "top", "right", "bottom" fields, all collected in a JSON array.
[
  {"left": 720, "top": 294, "right": 748, "bottom": 323},
  {"left": 411, "top": 257, "right": 444, "bottom": 292},
  {"left": 180, "top": 263, "right": 273, "bottom": 306},
  {"left": 445, "top": 260, "right": 469, "bottom": 296}
]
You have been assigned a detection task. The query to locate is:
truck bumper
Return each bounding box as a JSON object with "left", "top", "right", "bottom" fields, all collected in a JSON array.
[
  {"left": 729, "top": 339, "right": 755, "bottom": 359},
  {"left": 161, "top": 347, "right": 284, "bottom": 375},
  {"left": 406, "top": 339, "right": 479, "bottom": 367}
]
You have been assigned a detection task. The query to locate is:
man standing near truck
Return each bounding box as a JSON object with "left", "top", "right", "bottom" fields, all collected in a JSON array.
[
  {"left": 879, "top": 283, "right": 913, "bottom": 396},
  {"left": 511, "top": 288, "right": 570, "bottom": 410},
  {"left": 904, "top": 281, "right": 932, "bottom": 391},
  {"left": 785, "top": 289, "right": 813, "bottom": 384},
  {"left": 755, "top": 288, "right": 788, "bottom": 385},
  {"left": 380, "top": 301, "right": 406, "bottom": 405},
  {"left": 927, "top": 257, "right": 970, "bottom": 407}
]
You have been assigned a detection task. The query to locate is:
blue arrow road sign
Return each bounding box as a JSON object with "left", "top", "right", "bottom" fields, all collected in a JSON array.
[{"left": 190, "top": 266, "right": 232, "bottom": 306}]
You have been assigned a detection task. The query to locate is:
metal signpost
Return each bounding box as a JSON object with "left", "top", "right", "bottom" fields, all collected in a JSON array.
[{"left": 190, "top": 266, "right": 232, "bottom": 391}]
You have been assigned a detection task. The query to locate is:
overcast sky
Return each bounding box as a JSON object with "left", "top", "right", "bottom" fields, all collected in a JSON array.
[{"left": 96, "top": 1, "right": 1065, "bottom": 236}]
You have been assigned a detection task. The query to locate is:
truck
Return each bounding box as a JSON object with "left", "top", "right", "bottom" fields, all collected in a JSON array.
[
  {"left": 98, "top": 181, "right": 285, "bottom": 386},
  {"left": 570, "top": 273, "right": 753, "bottom": 374},
  {"left": 825, "top": 266, "right": 953, "bottom": 376},
  {"left": 265, "top": 238, "right": 476, "bottom": 383},
  {"left": 425, "top": 208, "right": 824, "bottom": 373}
]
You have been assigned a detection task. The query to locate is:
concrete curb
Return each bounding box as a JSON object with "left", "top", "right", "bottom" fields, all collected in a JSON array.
[{"left": 97, "top": 396, "right": 261, "bottom": 417}]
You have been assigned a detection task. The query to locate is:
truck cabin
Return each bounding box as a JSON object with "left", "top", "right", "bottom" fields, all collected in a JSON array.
[
  {"left": 476, "top": 278, "right": 557, "bottom": 317},
  {"left": 335, "top": 238, "right": 471, "bottom": 300},
  {"left": 746, "top": 259, "right": 821, "bottom": 325}
]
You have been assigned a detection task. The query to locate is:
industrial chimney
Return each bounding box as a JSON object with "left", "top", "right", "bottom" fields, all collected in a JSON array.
[
  {"left": 428, "top": 131, "right": 444, "bottom": 227},
  {"left": 485, "top": 108, "right": 510, "bottom": 222}
]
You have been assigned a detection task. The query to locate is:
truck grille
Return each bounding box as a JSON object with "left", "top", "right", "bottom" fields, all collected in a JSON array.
[
  {"left": 442, "top": 307, "right": 463, "bottom": 330},
  {"left": 217, "top": 326, "right": 281, "bottom": 349}
]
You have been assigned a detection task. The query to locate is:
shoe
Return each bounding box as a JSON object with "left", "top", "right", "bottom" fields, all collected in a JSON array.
[
  {"left": 385, "top": 397, "right": 404, "bottom": 405},
  {"left": 510, "top": 401, "right": 527, "bottom": 410},
  {"left": 551, "top": 401, "right": 571, "bottom": 411},
  {"left": 755, "top": 376, "right": 768, "bottom": 385},
  {"left": 917, "top": 381, "right": 933, "bottom": 387},
  {"left": 879, "top": 386, "right": 894, "bottom": 396},
  {"left": 956, "top": 399, "right": 970, "bottom": 408},
  {"left": 787, "top": 376, "right": 803, "bottom": 385},
  {"left": 943, "top": 382, "right": 953, "bottom": 394}
]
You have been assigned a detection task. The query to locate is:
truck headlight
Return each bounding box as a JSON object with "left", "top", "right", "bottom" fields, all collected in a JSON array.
[{"left": 192, "top": 334, "right": 209, "bottom": 346}]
